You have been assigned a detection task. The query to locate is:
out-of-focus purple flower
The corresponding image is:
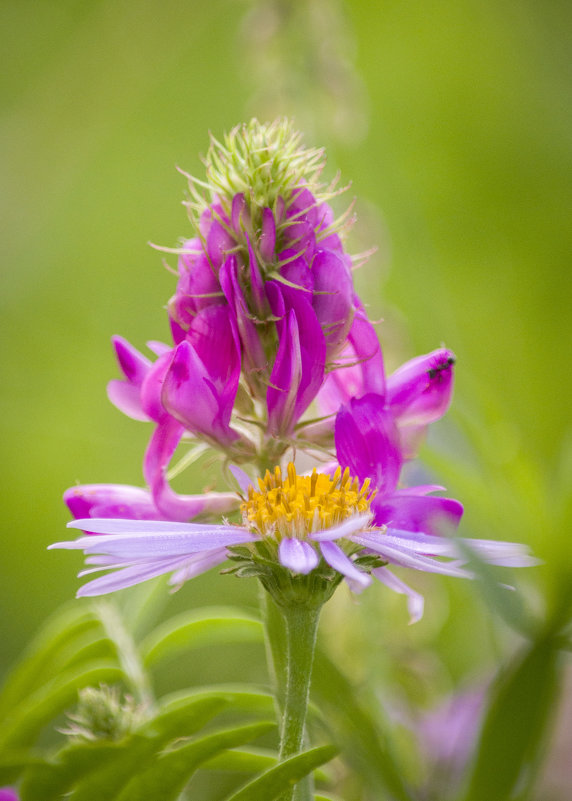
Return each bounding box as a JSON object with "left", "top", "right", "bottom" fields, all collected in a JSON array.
[
  {"left": 0, "top": 789, "right": 19, "bottom": 801},
  {"left": 417, "top": 688, "right": 485, "bottom": 779}
]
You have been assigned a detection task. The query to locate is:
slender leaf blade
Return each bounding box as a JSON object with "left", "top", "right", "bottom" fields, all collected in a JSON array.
[
  {"left": 140, "top": 606, "right": 263, "bottom": 667},
  {"left": 223, "top": 744, "right": 338, "bottom": 801}
]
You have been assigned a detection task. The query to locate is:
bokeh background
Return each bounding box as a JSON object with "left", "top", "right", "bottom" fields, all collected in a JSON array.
[{"left": 2, "top": 0, "right": 572, "bottom": 796}]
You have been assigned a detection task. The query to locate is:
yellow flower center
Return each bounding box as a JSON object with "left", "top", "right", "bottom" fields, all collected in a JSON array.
[{"left": 241, "top": 463, "right": 374, "bottom": 539}]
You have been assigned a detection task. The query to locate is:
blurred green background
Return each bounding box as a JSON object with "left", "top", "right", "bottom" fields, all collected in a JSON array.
[{"left": 1, "top": 0, "right": 571, "bottom": 792}]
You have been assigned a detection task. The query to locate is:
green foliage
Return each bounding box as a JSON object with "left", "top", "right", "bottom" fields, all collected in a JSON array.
[
  {"left": 463, "top": 630, "right": 562, "bottom": 801},
  {"left": 223, "top": 745, "right": 338, "bottom": 801},
  {"left": 0, "top": 600, "right": 339, "bottom": 800}
]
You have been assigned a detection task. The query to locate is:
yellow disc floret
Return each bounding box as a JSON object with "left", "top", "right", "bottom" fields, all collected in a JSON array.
[{"left": 241, "top": 463, "right": 374, "bottom": 539}]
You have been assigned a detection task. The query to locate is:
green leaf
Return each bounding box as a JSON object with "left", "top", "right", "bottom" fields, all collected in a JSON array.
[
  {"left": 463, "top": 634, "right": 561, "bottom": 801},
  {"left": 138, "top": 694, "right": 231, "bottom": 740},
  {"left": 156, "top": 685, "right": 276, "bottom": 720},
  {"left": 0, "top": 661, "right": 123, "bottom": 751},
  {"left": 0, "top": 605, "right": 102, "bottom": 719},
  {"left": 116, "top": 721, "right": 276, "bottom": 801},
  {"left": 64, "top": 694, "right": 243, "bottom": 801},
  {"left": 19, "top": 742, "right": 122, "bottom": 801},
  {"left": 0, "top": 751, "right": 42, "bottom": 786},
  {"left": 201, "top": 746, "right": 277, "bottom": 773},
  {"left": 140, "top": 606, "right": 263, "bottom": 667},
  {"left": 311, "top": 651, "right": 415, "bottom": 801},
  {"left": 223, "top": 744, "right": 338, "bottom": 801}
]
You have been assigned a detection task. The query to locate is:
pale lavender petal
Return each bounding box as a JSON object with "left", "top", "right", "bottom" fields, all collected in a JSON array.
[
  {"left": 319, "top": 540, "right": 372, "bottom": 590},
  {"left": 229, "top": 464, "right": 254, "bottom": 494},
  {"left": 77, "top": 555, "right": 197, "bottom": 597},
  {"left": 168, "top": 547, "right": 229, "bottom": 586},
  {"left": 335, "top": 394, "right": 402, "bottom": 494},
  {"left": 65, "top": 518, "right": 247, "bottom": 535},
  {"left": 310, "top": 513, "right": 372, "bottom": 542},
  {"left": 456, "top": 538, "right": 541, "bottom": 567},
  {"left": 372, "top": 566, "right": 425, "bottom": 623},
  {"left": 279, "top": 538, "right": 319, "bottom": 574},
  {"left": 351, "top": 535, "right": 473, "bottom": 577},
  {"left": 52, "top": 527, "right": 256, "bottom": 559}
]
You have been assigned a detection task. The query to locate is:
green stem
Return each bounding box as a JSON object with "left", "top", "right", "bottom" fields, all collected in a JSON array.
[{"left": 278, "top": 601, "right": 322, "bottom": 801}]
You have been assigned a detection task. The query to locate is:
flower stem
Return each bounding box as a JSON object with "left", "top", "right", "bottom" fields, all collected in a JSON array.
[{"left": 277, "top": 601, "right": 322, "bottom": 801}]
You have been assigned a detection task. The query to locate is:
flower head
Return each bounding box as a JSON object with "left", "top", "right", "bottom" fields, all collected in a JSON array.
[{"left": 53, "top": 454, "right": 536, "bottom": 621}]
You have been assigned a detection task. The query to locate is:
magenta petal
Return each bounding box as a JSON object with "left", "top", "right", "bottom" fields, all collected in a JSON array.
[
  {"left": 231, "top": 193, "right": 249, "bottom": 234},
  {"left": 319, "top": 540, "right": 372, "bottom": 591},
  {"left": 388, "top": 348, "right": 455, "bottom": 426},
  {"left": 107, "top": 336, "right": 153, "bottom": 420},
  {"left": 372, "top": 567, "right": 425, "bottom": 623},
  {"left": 311, "top": 249, "right": 354, "bottom": 354},
  {"left": 140, "top": 349, "right": 176, "bottom": 423},
  {"left": 246, "top": 233, "right": 267, "bottom": 315},
  {"left": 267, "top": 309, "right": 302, "bottom": 436},
  {"left": 219, "top": 255, "right": 266, "bottom": 371},
  {"left": 316, "top": 305, "right": 385, "bottom": 418},
  {"left": 107, "top": 380, "right": 149, "bottom": 421},
  {"left": 279, "top": 538, "right": 319, "bottom": 574},
  {"left": 372, "top": 493, "right": 464, "bottom": 535},
  {"left": 335, "top": 394, "right": 402, "bottom": 494},
  {"left": 207, "top": 218, "right": 235, "bottom": 268},
  {"left": 112, "top": 336, "right": 151, "bottom": 383},
  {"left": 259, "top": 207, "right": 276, "bottom": 262},
  {"left": 64, "top": 484, "right": 161, "bottom": 523},
  {"left": 161, "top": 320, "right": 239, "bottom": 446}
]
